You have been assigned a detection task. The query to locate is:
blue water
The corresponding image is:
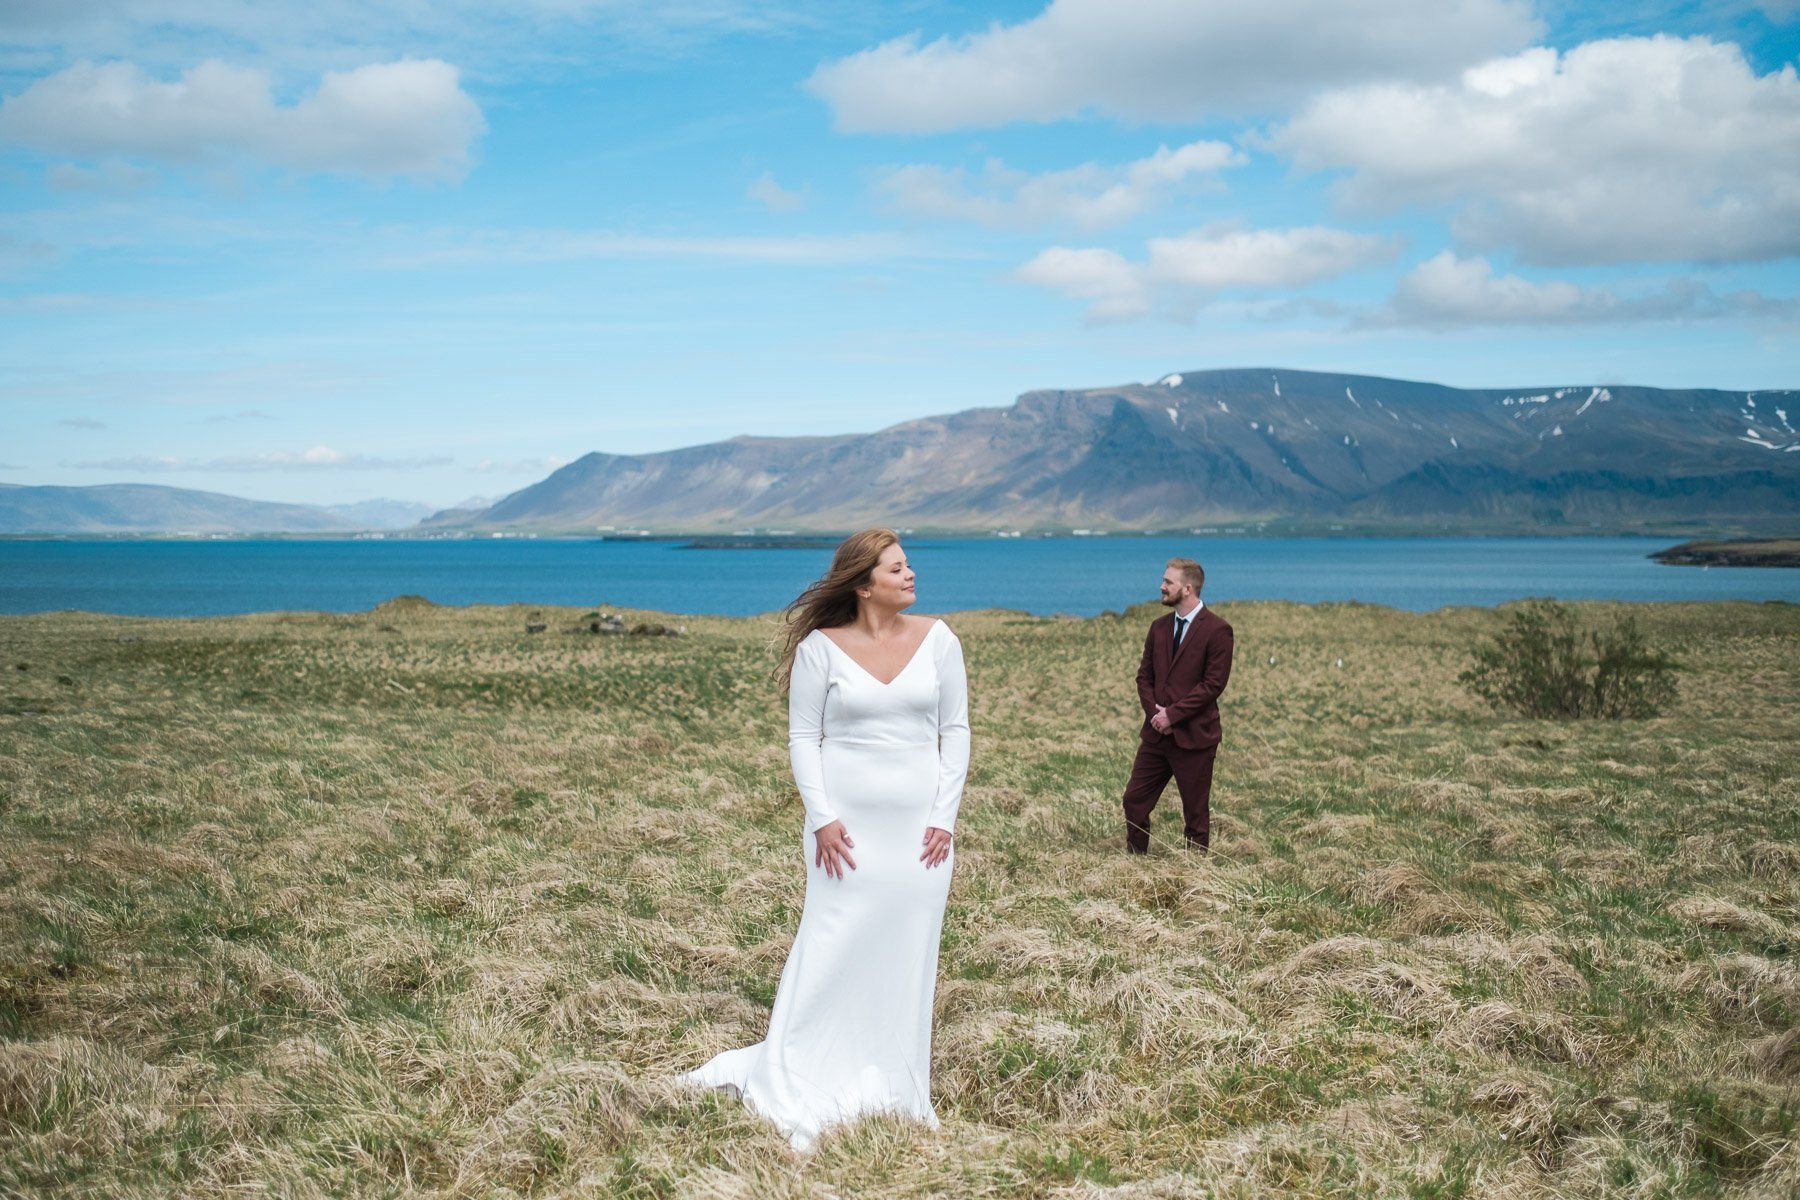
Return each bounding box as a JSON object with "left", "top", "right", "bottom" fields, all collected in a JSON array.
[{"left": 0, "top": 537, "right": 1794, "bottom": 618}]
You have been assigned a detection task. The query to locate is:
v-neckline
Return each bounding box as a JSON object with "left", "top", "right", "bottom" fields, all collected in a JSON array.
[{"left": 815, "top": 620, "right": 938, "bottom": 687}]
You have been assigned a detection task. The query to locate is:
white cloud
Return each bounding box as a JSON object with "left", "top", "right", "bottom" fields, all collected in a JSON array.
[
  {"left": 877, "top": 139, "right": 1242, "bottom": 230},
  {"left": 65, "top": 445, "right": 453, "bottom": 471},
  {"left": 1372, "top": 251, "right": 1797, "bottom": 327},
  {"left": 747, "top": 170, "right": 807, "bottom": 212},
  {"left": 1016, "top": 246, "right": 1154, "bottom": 320},
  {"left": 57, "top": 417, "right": 106, "bottom": 430},
  {"left": 1268, "top": 35, "right": 1800, "bottom": 265},
  {"left": 1016, "top": 223, "right": 1401, "bottom": 321},
  {"left": 0, "top": 58, "right": 485, "bottom": 181},
  {"left": 807, "top": 0, "right": 1538, "bottom": 132}
]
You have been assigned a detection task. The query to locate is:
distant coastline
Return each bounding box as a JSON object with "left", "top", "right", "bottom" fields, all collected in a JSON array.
[{"left": 1651, "top": 537, "right": 1800, "bottom": 568}]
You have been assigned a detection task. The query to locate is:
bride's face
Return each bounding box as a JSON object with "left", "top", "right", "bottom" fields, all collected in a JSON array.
[{"left": 860, "top": 543, "right": 916, "bottom": 611}]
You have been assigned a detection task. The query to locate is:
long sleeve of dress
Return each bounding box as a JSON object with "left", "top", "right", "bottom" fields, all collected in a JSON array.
[
  {"left": 788, "top": 636, "right": 840, "bottom": 835},
  {"left": 924, "top": 626, "right": 971, "bottom": 834}
]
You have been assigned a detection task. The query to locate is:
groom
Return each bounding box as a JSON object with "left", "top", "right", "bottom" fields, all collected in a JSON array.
[{"left": 1123, "top": 557, "right": 1234, "bottom": 854}]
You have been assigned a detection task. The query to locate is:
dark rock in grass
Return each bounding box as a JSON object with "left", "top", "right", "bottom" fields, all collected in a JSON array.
[
  {"left": 525, "top": 622, "right": 547, "bottom": 634},
  {"left": 629, "top": 622, "right": 682, "bottom": 637},
  {"left": 568, "top": 617, "right": 628, "bottom": 634}
]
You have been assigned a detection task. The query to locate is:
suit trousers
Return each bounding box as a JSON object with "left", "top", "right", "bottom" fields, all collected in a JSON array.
[{"left": 1122, "top": 735, "right": 1216, "bottom": 853}]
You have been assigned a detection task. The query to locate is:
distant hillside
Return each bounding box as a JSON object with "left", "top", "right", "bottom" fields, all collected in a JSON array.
[
  {"left": 0, "top": 485, "right": 428, "bottom": 535},
  {"left": 317, "top": 499, "right": 438, "bottom": 529},
  {"left": 430, "top": 368, "right": 1800, "bottom": 534}
]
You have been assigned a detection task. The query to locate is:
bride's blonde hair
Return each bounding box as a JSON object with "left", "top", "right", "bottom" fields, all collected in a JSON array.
[{"left": 775, "top": 527, "right": 899, "bottom": 691}]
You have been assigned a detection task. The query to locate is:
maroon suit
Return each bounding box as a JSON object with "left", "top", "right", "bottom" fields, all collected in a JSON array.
[{"left": 1123, "top": 604, "right": 1233, "bottom": 852}]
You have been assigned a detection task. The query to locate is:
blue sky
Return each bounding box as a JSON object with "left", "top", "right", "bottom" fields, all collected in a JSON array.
[{"left": 3, "top": 0, "right": 1797, "bottom": 508}]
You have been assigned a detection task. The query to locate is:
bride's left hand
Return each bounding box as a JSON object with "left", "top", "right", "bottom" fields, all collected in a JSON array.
[{"left": 920, "top": 826, "right": 953, "bottom": 868}]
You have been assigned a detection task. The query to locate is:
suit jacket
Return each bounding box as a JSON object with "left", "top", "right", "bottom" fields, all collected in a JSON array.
[{"left": 1137, "top": 606, "right": 1234, "bottom": 751}]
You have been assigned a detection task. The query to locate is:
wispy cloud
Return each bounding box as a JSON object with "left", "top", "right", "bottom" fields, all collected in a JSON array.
[
  {"left": 747, "top": 170, "right": 807, "bottom": 212},
  {"left": 8, "top": 359, "right": 360, "bottom": 408},
  {"left": 377, "top": 228, "right": 933, "bottom": 268},
  {"left": 199, "top": 409, "right": 276, "bottom": 423},
  {"left": 63, "top": 445, "right": 452, "bottom": 471},
  {"left": 0, "top": 1, "right": 835, "bottom": 77},
  {"left": 471, "top": 456, "right": 569, "bottom": 473},
  {"left": 1366, "top": 251, "right": 1798, "bottom": 328},
  {"left": 46, "top": 161, "right": 155, "bottom": 194},
  {"left": 56, "top": 416, "right": 105, "bottom": 429},
  {"left": 877, "top": 139, "right": 1242, "bottom": 230},
  {"left": 0, "top": 293, "right": 105, "bottom": 314},
  {"left": 0, "top": 232, "right": 57, "bottom": 274}
]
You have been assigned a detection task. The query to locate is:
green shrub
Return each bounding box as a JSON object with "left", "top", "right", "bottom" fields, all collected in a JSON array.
[{"left": 1459, "top": 600, "right": 1679, "bottom": 719}]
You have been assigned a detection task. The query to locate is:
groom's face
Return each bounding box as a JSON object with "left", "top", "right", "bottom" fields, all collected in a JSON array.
[{"left": 1159, "top": 569, "right": 1190, "bottom": 607}]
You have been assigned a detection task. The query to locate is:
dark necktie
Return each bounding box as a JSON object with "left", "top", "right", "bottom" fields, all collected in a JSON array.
[{"left": 1173, "top": 615, "right": 1187, "bottom": 650}]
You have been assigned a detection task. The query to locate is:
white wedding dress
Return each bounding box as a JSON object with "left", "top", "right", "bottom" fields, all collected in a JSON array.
[{"left": 680, "top": 618, "right": 970, "bottom": 1151}]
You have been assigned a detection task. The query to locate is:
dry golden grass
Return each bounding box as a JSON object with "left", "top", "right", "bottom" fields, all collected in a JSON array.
[{"left": 1, "top": 596, "right": 1796, "bottom": 1198}]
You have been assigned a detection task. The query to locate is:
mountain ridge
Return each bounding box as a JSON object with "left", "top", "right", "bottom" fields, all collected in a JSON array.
[
  {"left": 0, "top": 485, "right": 436, "bottom": 535},
  {"left": 430, "top": 367, "right": 1799, "bottom": 535},
  {"left": 12, "top": 369, "right": 1795, "bottom": 536}
]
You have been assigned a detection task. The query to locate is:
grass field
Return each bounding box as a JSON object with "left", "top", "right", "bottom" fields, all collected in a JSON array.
[{"left": 2, "top": 596, "right": 1796, "bottom": 1199}]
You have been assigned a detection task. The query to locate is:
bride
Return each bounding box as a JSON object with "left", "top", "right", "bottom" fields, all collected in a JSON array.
[{"left": 680, "top": 527, "right": 971, "bottom": 1151}]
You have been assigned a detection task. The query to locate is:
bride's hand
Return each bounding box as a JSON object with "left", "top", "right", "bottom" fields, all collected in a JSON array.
[
  {"left": 813, "top": 820, "right": 856, "bottom": 879},
  {"left": 920, "top": 826, "right": 953, "bottom": 869}
]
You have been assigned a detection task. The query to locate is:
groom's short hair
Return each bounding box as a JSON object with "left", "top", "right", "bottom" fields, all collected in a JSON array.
[{"left": 1166, "top": 557, "right": 1205, "bottom": 593}]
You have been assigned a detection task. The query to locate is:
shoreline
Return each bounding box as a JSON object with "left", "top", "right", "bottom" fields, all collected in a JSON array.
[
  {"left": 2, "top": 594, "right": 1792, "bottom": 625},
  {"left": 1651, "top": 537, "right": 1800, "bottom": 568}
]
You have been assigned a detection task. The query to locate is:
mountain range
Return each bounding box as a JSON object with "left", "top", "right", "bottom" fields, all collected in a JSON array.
[
  {"left": 0, "top": 484, "right": 435, "bottom": 535},
  {"left": 427, "top": 368, "right": 1799, "bottom": 535},
  {"left": 11, "top": 369, "right": 1797, "bottom": 535}
]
